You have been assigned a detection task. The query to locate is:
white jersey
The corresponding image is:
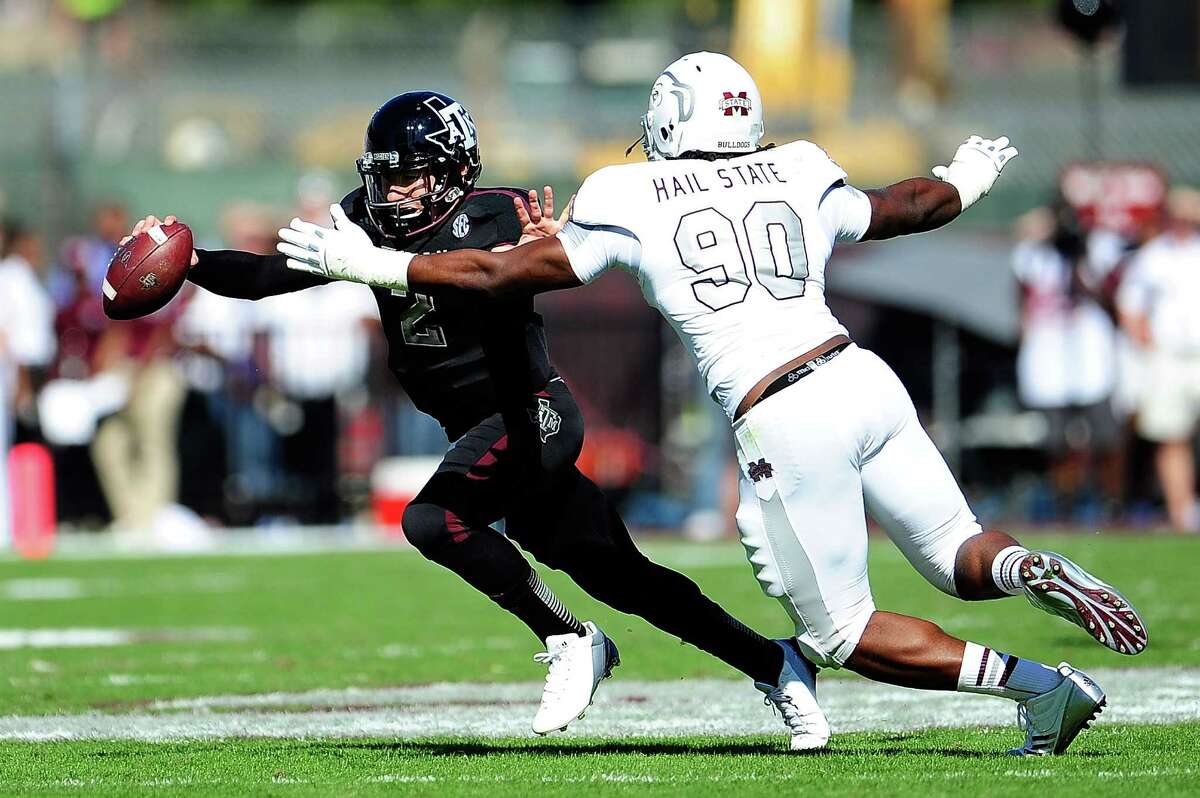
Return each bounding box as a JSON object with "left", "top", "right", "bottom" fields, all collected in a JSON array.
[{"left": 558, "top": 140, "right": 871, "bottom": 418}]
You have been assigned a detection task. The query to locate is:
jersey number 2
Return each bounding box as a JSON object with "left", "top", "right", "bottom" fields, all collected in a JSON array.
[
  {"left": 399, "top": 292, "right": 447, "bottom": 347},
  {"left": 674, "top": 201, "right": 808, "bottom": 311}
]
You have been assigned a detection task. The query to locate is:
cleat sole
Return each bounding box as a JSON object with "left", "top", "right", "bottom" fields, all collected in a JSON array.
[{"left": 1019, "top": 552, "right": 1148, "bottom": 655}]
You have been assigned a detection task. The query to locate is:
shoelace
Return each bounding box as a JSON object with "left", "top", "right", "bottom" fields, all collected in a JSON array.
[
  {"left": 1016, "top": 700, "right": 1055, "bottom": 753},
  {"left": 534, "top": 650, "right": 570, "bottom": 700},
  {"left": 763, "top": 689, "right": 811, "bottom": 734}
]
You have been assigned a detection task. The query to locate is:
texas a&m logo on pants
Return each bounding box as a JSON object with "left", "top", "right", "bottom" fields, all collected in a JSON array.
[
  {"left": 529, "top": 397, "right": 562, "bottom": 443},
  {"left": 719, "top": 92, "right": 751, "bottom": 116}
]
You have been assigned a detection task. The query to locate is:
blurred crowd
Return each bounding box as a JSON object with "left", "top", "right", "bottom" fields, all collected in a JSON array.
[
  {"left": 4, "top": 170, "right": 1200, "bottom": 537},
  {"left": 0, "top": 176, "right": 453, "bottom": 540},
  {"left": 1013, "top": 181, "right": 1200, "bottom": 532}
]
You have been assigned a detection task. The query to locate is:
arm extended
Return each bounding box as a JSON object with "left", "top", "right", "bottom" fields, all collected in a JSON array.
[
  {"left": 406, "top": 236, "right": 581, "bottom": 298},
  {"left": 189, "top": 249, "right": 331, "bottom": 300},
  {"left": 858, "top": 134, "right": 1018, "bottom": 241},
  {"left": 861, "top": 178, "right": 962, "bottom": 241},
  {"left": 120, "top": 213, "right": 331, "bottom": 301}
]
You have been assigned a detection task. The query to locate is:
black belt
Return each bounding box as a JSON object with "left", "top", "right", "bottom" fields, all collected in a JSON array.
[{"left": 748, "top": 341, "right": 852, "bottom": 412}]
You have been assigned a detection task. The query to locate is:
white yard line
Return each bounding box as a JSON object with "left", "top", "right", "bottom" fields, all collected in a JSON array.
[
  {"left": 0, "top": 627, "right": 252, "bottom": 650},
  {"left": 0, "top": 668, "right": 1196, "bottom": 742},
  {"left": 0, "top": 531, "right": 731, "bottom": 564},
  {"left": 0, "top": 573, "right": 247, "bottom": 602}
]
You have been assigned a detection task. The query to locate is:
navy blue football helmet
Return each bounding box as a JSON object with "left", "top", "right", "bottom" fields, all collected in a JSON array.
[{"left": 356, "top": 91, "right": 482, "bottom": 239}]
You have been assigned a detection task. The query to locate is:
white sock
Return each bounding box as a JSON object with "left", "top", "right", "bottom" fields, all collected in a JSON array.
[
  {"left": 991, "top": 545, "right": 1028, "bottom": 596},
  {"left": 957, "top": 642, "right": 1062, "bottom": 700}
]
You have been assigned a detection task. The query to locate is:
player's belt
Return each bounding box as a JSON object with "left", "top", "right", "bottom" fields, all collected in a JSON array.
[{"left": 737, "top": 337, "right": 852, "bottom": 419}]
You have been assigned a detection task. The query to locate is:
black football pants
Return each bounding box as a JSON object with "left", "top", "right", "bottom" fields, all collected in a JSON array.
[{"left": 399, "top": 377, "right": 783, "bottom": 684}]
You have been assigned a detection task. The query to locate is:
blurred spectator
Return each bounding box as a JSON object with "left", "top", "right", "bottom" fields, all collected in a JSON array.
[
  {"left": 39, "top": 235, "right": 119, "bottom": 525},
  {"left": 77, "top": 199, "right": 188, "bottom": 536},
  {"left": 0, "top": 219, "right": 56, "bottom": 429},
  {"left": 174, "top": 202, "right": 273, "bottom": 523},
  {"left": 50, "top": 200, "right": 130, "bottom": 307},
  {"left": 295, "top": 171, "right": 337, "bottom": 226},
  {"left": 0, "top": 218, "right": 56, "bottom": 544},
  {"left": 254, "top": 188, "right": 381, "bottom": 523},
  {"left": 1117, "top": 187, "right": 1200, "bottom": 532},
  {"left": 90, "top": 309, "right": 187, "bottom": 535},
  {"left": 255, "top": 282, "right": 379, "bottom": 524},
  {"left": 1013, "top": 203, "right": 1121, "bottom": 520}
]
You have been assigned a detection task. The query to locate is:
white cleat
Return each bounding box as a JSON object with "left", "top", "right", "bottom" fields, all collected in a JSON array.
[
  {"left": 1009, "top": 662, "right": 1106, "bottom": 756},
  {"left": 531, "top": 621, "right": 619, "bottom": 735},
  {"left": 755, "top": 639, "right": 830, "bottom": 751},
  {"left": 1019, "top": 550, "right": 1148, "bottom": 655}
]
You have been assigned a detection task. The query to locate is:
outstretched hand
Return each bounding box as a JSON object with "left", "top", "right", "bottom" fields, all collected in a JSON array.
[
  {"left": 931, "top": 134, "right": 1018, "bottom": 212},
  {"left": 278, "top": 203, "right": 375, "bottom": 279},
  {"left": 515, "top": 186, "right": 573, "bottom": 245},
  {"left": 276, "top": 203, "right": 412, "bottom": 292}
]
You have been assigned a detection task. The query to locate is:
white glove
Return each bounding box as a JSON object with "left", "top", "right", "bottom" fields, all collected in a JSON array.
[
  {"left": 932, "top": 135, "right": 1018, "bottom": 212},
  {"left": 277, "top": 203, "right": 413, "bottom": 292}
]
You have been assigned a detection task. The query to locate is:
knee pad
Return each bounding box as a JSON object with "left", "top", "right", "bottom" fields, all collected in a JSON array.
[{"left": 401, "top": 502, "right": 461, "bottom": 554}]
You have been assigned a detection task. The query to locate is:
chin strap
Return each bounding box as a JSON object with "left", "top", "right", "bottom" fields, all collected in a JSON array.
[{"left": 624, "top": 132, "right": 646, "bottom": 158}]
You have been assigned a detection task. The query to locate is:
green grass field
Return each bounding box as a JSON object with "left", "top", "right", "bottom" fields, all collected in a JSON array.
[{"left": 0, "top": 533, "right": 1197, "bottom": 795}]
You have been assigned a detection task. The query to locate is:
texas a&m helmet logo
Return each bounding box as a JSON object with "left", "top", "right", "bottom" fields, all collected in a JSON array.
[
  {"left": 422, "top": 95, "right": 478, "bottom": 156},
  {"left": 719, "top": 91, "right": 751, "bottom": 116}
]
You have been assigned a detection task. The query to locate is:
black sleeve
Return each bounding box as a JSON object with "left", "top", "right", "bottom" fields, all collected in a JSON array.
[{"left": 188, "top": 249, "right": 331, "bottom": 300}]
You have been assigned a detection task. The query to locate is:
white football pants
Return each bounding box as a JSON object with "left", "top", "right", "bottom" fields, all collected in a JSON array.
[{"left": 732, "top": 344, "right": 982, "bottom": 668}]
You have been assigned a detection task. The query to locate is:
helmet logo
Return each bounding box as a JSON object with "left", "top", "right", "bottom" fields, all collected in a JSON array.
[
  {"left": 720, "top": 91, "right": 751, "bottom": 116},
  {"left": 452, "top": 213, "right": 470, "bottom": 239},
  {"left": 660, "top": 70, "right": 694, "bottom": 122},
  {"left": 422, "top": 96, "right": 478, "bottom": 155}
]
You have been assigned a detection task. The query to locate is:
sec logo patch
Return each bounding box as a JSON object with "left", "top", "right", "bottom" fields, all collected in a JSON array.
[{"left": 452, "top": 213, "right": 470, "bottom": 239}]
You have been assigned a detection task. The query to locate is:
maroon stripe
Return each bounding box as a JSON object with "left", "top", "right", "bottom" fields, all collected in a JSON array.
[
  {"left": 465, "top": 434, "right": 509, "bottom": 481},
  {"left": 998, "top": 654, "right": 1019, "bottom": 687},
  {"left": 976, "top": 647, "right": 991, "bottom": 686},
  {"left": 445, "top": 510, "right": 471, "bottom": 543}
]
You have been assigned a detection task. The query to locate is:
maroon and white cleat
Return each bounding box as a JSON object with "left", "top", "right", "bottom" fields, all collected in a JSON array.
[{"left": 1019, "top": 551, "right": 1148, "bottom": 655}]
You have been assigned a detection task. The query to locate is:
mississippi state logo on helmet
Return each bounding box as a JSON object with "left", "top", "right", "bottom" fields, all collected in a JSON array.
[
  {"left": 719, "top": 92, "right": 751, "bottom": 116},
  {"left": 356, "top": 91, "right": 483, "bottom": 240}
]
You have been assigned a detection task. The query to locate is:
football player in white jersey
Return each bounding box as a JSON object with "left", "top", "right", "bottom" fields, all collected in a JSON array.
[{"left": 280, "top": 53, "right": 1147, "bottom": 755}]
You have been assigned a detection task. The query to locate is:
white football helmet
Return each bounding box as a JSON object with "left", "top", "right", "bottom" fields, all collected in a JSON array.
[{"left": 640, "top": 52, "right": 764, "bottom": 161}]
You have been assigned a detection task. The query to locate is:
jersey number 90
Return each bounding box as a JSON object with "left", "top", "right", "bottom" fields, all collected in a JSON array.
[{"left": 673, "top": 202, "right": 808, "bottom": 312}]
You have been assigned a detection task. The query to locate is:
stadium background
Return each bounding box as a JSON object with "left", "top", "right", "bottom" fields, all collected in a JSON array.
[
  {"left": 1, "top": 0, "right": 1199, "bottom": 540},
  {"left": 1, "top": 2, "right": 1200, "bottom": 794}
]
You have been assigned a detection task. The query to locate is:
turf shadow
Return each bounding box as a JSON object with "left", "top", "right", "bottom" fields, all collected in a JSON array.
[{"left": 325, "top": 740, "right": 789, "bottom": 757}]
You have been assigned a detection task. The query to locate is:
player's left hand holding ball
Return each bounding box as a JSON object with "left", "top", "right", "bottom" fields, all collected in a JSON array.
[
  {"left": 103, "top": 214, "right": 197, "bottom": 320},
  {"left": 932, "top": 135, "right": 1019, "bottom": 212}
]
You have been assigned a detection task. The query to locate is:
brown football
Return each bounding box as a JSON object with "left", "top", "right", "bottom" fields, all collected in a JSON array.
[{"left": 102, "top": 221, "right": 193, "bottom": 320}]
